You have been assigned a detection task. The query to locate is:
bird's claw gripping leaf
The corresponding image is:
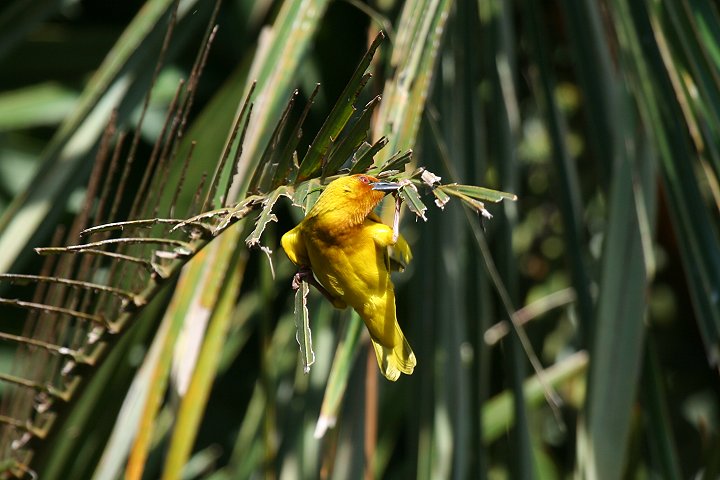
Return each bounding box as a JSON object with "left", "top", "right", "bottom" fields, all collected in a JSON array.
[
  {"left": 291, "top": 267, "right": 311, "bottom": 291},
  {"left": 292, "top": 266, "right": 343, "bottom": 308},
  {"left": 281, "top": 174, "right": 416, "bottom": 381}
]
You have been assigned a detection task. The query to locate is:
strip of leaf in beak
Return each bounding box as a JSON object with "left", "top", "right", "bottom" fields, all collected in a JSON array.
[{"left": 371, "top": 181, "right": 402, "bottom": 192}]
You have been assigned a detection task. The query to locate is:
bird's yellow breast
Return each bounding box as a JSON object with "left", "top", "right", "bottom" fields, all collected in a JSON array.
[{"left": 300, "top": 219, "right": 392, "bottom": 311}]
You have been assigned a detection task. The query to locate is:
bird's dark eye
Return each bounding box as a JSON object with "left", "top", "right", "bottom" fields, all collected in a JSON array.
[{"left": 358, "top": 175, "right": 369, "bottom": 184}]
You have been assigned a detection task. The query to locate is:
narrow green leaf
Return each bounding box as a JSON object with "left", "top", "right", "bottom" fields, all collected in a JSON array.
[
  {"left": 373, "top": 149, "right": 412, "bottom": 174},
  {"left": 662, "top": 1, "right": 720, "bottom": 135},
  {"left": 321, "top": 95, "right": 381, "bottom": 179},
  {"left": 349, "top": 137, "right": 388, "bottom": 174},
  {"left": 582, "top": 156, "right": 648, "bottom": 480},
  {"left": 295, "top": 31, "right": 385, "bottom": 181},
  {"left": 160, "top": 231, "right": 248, "bottom": 480},
  {"left": 246, "top": 90, "right": 299, "bottom": 194},
  {"left": 245, "top": 186, "right": 290, "bottom": 248},
  {"left": 271, "top": 84, "right": 321, "bottom": 189},
  {"left": 439, "top": 189, "right": 492, "bottom": 218},
  {"left": 293, "top": 279, "right": 314, "bottom": 374},
  {"left": 373, "top": 0, "right": 453, "bottom": 163},
  {"left": 690, "top": 1, "right": 720, "bottom": 68},
  {"left": 292, "top": 179, "right": 322, "bottom": 213},
  {"left": 314, "top": 312, "right": 363, "bottom": 438},
  {"left": 438, "top": 184, "right": 518, "bottom": 203},
  {"left": 398, "top": 184, "right": 427, "bottom": 221},
  {"left": 641, "top": 341, "right": 682, "bottom": 480},
  {"left": 431, "top": 187, "right": 451, "bottom": 209}
]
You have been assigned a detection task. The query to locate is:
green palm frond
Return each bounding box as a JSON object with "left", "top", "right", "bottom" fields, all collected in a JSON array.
[{"left": 0, "top": 0, "right": 718, "bottom": 479}]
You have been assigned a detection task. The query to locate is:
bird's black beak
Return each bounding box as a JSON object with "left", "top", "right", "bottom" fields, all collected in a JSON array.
[{"left": 371, "top": 181, "right": 402, "bottom": 193}]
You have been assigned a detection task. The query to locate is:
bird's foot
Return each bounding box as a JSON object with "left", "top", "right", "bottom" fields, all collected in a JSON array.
[
  {"left": 292, "top": 267, "right": 314, "bottom": 291},
  {"left": 292, "top": 267, "right": 345, "bottom": 308}
]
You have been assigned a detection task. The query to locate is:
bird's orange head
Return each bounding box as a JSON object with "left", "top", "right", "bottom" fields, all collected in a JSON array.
[{"left": 306, "top": 174, "right": 400, "bottom": 227}]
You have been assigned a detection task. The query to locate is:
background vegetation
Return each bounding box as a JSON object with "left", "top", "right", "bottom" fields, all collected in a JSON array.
[{"left": 0, "top": 0, "right": 719, "bottom": 478}]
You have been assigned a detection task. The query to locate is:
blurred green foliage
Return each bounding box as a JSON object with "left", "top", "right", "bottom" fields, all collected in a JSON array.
[{"left": 0, "top": 0, "right": 718, "bottom": 479}]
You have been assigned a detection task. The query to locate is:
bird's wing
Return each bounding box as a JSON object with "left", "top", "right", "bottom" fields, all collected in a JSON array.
[
  {"left": 365, "top": 213, "right": 412, "bottom": 271},
  {"left": 390, "top": 235, "right": 412, "bottom": 271},
  {"left": 280, "top": 225, "right": 309, "bottom": 267},
  {"left": 365, "top": 220, "right": 395, "bottom": 248},
  {"left": 358, "top": 218, "right": 417, "bottom": 381}
]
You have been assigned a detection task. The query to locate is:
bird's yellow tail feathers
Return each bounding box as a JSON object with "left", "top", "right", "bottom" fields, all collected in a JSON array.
[{"left": 371, "top": 330, "right": 416, "bottom": 381}]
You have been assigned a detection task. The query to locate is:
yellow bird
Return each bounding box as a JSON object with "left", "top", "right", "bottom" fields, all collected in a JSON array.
[{"left": 281, "top": 174, "right": 416, "bottom": 381}]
